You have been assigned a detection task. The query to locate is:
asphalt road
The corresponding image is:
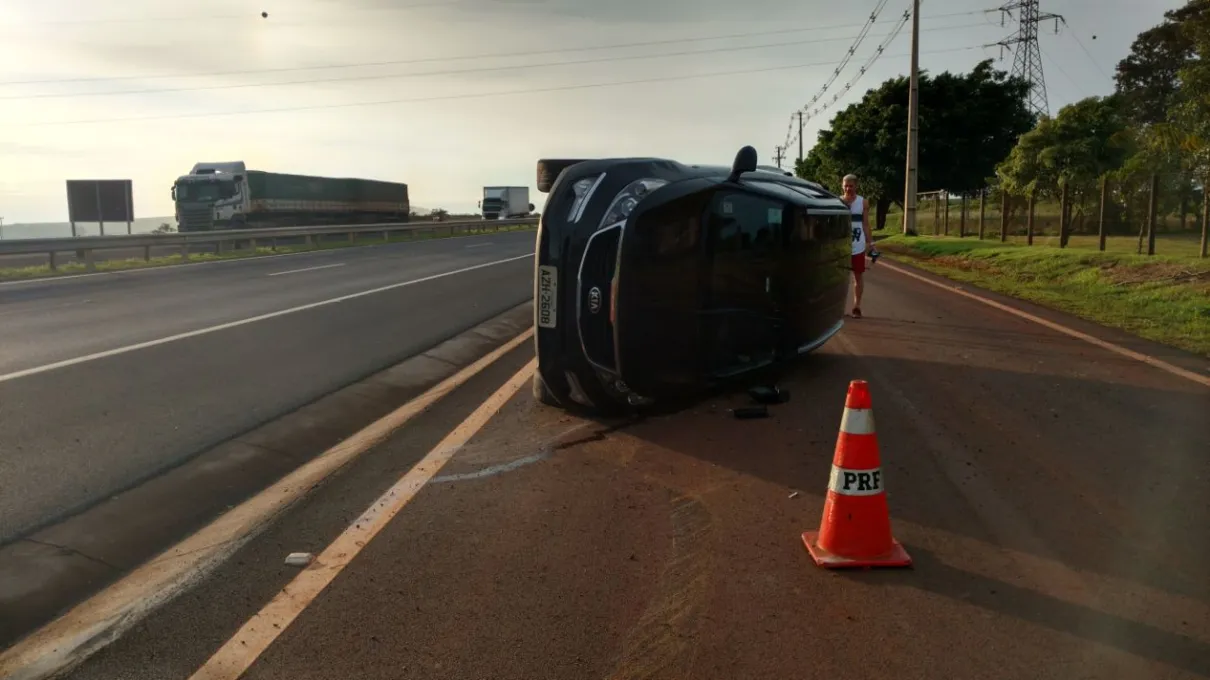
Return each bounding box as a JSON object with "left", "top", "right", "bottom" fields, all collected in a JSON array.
[
  {"left": 48, "top": 260, "right": 1210, "bottom": 679},
  {"left": 0, "top": 231, "right": 536, "bottom": 544}
]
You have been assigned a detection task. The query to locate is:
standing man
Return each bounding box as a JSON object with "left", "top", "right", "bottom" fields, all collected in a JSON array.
[{"left": 840, "top": 173, "right": 872, "bottom": 318}]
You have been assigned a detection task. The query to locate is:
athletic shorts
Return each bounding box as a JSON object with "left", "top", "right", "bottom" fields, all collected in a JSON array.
[{"left": 851, "top": 253, "right": 866, "bottom": 274}]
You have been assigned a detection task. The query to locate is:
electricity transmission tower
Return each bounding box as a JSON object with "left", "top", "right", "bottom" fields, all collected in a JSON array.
[{"left": 988, "top": 0, "right": 1063, "bottom": 118}]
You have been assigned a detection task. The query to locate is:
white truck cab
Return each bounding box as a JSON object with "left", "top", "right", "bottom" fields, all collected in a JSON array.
[{"left": 172, "top": 161, "right": 250, "bottom": 231}]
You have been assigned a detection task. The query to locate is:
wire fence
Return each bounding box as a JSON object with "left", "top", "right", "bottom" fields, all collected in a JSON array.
[{"left": 899, "top": 173, "right": 1209, "bottom": 258}]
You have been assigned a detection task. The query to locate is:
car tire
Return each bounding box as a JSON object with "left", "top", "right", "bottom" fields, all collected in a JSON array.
[
  {"left": 532, "top": 372, "right": 560, "bottom": 407},
  {"left": 536, "top": 158, "right": 594, "bottom": 193}
]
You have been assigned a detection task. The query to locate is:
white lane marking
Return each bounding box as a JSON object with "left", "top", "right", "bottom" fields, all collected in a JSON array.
[
  {"left": 189, "top": 358, "right": 537, "bottom": 680},
  {"left": 266, "top": 262, "right": 345, "bottom": 277},
  {"left": 0, "top": 253, "right": 532, "bottom": 385},
  {"left": 881, "top": 260, "right": 1210, "bottom": 389},
  {"left": 0, "top": 327, "right": 534, "bottom": 680},
  {"left": 465, "top": 242, "right": 493, "bottom": 248}
]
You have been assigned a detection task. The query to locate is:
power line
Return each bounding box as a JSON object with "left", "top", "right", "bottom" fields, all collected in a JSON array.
[
  {"left": 0, "top": 12, "right": 986, "bottom": 87},
  {"left": 8, "top": 44, "right": 985, "bottom": 128},
  {"left": 784, "top": 2, "right": 915, "bottom": 153},
  {"left": 0, "top": 24, "right": 987, "bottom": 101},
  {"left": 1038, "top": 44, "right": 1087, "bottom": 98},
  {"left": 783, "top": 0, "right": 892, "bottom": 151},
  {"left": 1059, "top": 18, "right": 1111, "bottom": 82},
  {"left": 803, "top": 9, "right": 912, "bottom": 126},
  {"left": 986, "top": 0, "right": 1063, "bottom": 117},
  {"left": 0, "top": 0, "right": 459, "bottom": 26}
]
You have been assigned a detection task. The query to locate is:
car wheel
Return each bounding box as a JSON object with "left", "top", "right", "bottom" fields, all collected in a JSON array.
[
  {"left": 536, "top": 158, "right": 594, "bottom": 193},
  {"left": 532, "top": 372, "right": 560, "bottom": 407}
]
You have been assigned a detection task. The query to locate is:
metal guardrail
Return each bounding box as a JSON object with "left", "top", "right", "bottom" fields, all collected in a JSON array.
[{"left": 0, "top": 217, "right": 540, "bottom": 271}]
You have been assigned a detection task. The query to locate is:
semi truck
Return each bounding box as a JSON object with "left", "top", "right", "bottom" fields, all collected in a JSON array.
[
  {"left": 479, "top": 186, "right": 533, "bottom": 220},
  {"left": 171, "top": 162, "right": 410, "bottom": 232}
]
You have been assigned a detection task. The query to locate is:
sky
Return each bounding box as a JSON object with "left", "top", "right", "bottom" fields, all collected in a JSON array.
[{"left": 0, "top": 0, "right": 1188, "bottom": 225}]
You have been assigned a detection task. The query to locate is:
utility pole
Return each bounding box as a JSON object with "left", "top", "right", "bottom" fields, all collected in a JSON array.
[
  {"left": 988, "top": 0, "right": 1062, "bottom": 118},
  {"left": 902, "top": 0, "right": 920, "bottom": 235},
  {"left": 774, "top": 145, "right": 786, "bottom": 169},
  {"left": 796, "top": 111, "right": 805, "bottom": 165}
]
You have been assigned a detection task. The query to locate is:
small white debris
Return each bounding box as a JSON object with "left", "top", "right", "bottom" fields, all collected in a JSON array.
[
  {"left": 285, "top": 552, "right": 314, "bottom": 567},
  {"left": 788, "top": 491, "right": 800, "bottom": 499}
]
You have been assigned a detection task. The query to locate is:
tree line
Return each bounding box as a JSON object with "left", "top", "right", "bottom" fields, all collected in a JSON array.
[{"left": 797, "top": 0, "right": 1209, "bottom": 234}]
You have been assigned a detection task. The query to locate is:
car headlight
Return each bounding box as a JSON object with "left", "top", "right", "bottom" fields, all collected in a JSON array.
[
  {"left": 567, "top": 174, "right": 604, "bottom": 223},
  {"left": 600, "top": 178, "right": 668, "bottom": 228}
]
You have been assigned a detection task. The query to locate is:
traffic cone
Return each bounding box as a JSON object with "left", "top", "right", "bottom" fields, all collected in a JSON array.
[{"left": 802, "top": 380, "right": 912, "bottom": 568}]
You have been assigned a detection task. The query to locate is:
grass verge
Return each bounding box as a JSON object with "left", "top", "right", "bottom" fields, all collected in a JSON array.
[
  {"left": 0, "top": 224, "right": 536, "bottom": 282},
  {"left": 874, "top": 234, "right": 1210, "bottom": 357}
]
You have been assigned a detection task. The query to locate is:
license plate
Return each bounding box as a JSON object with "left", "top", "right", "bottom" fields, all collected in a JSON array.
[{"left": 537, "top": 264, "right": 558, "bottom": 329}]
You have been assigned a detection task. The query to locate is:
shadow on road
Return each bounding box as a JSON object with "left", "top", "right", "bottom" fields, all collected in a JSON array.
[
  {"left": 848, "top": 546, "right": 1210, "bottom": 676},
  {"left": 572, "top": 332, "right": 1210, "bottom": 670}
]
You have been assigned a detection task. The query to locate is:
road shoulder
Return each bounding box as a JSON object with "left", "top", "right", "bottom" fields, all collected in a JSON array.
[{"left": 874, "top": 252, "right": 1210, "bottom": 380}]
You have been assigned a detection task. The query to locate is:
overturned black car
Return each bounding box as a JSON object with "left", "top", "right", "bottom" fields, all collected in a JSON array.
[{"left": 532, "top": 146, "right": 852, "bottom": 415}]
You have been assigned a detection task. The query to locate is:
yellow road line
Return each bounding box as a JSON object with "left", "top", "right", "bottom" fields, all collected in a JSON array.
[
  {"left": 0, "top": 328, "right": 533, "bottom": 680},
  {"left": 189, "top": 358, "right": 537, "bottom": 680},
  {"left": 881, "top": 260, "right": 1210, "bottom": 389}
]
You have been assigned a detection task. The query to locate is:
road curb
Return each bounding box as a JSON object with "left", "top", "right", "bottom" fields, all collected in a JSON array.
[{"left": 0, "top": 300, "right": 535, "bottom": 650}]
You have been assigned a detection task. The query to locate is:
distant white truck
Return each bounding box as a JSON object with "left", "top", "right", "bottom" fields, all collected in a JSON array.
[{"left": 479, "top": 186, "right": 533, "bottom": 220}]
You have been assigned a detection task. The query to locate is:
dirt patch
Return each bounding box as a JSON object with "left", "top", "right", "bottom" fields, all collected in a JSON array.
[{"left": 1099, "top": 261, "right": 1210, "bottom": 286}]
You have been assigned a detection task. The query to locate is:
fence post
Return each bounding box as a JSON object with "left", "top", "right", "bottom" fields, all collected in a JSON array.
[
  {"left": 1098, "top": 176, "right": 1109, "bottom": 252},
  {"left": 1146, "top": 173, "right": 1159, "bottom": 256},
  {"left": 1027, "top": 189, "right": 1036, "bottom": 246},
  {"left": 943, "top": 191, "right": 950, "bottom": 235},
  {"left": 959, "top": 193, "right": 968, "bottom": 237},
  {"left": 978, "top": 189, "right": 986, "bottom": 239},
  {"left": 1000, "top": 191, "right": 1009, "bottom": 242},
  {"left": 1202, "top": 172, "right": 1209, "bottom": 258},
  {"left": 933, "top": 193, "right": 941, "bottom": 235},
  {"left": 1059, "top": 181, "right": 1070, "bottom": 248}
]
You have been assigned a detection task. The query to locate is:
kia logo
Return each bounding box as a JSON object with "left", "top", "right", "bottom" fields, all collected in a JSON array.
[{"left": 587, "top": 286, "right": 602, "bottom": 314}]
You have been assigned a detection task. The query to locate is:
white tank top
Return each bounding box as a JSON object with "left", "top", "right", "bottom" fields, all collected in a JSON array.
[{"left": 848, "top": 195, "right": 867, "bottom": 255}]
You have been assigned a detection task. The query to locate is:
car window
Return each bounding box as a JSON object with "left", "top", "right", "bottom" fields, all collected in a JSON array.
[
  {"left": 632, "top": 191, "right": 708, "bottom": 260},
  {"left": 707, "top": 191, "right": 785, "bottom": 254},
  {"left": 788, "top": 211, "right": 850, "bottom": 249}
]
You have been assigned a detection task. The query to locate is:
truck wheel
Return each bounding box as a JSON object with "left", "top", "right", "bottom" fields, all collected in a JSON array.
[{"left": 536, "top": 158, "right": 594, "bottom": 193}]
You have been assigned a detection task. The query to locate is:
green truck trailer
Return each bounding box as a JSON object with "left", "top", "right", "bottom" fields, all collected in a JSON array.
[{"left": 171, "top": 162, "right": 410, "bottom": 232}]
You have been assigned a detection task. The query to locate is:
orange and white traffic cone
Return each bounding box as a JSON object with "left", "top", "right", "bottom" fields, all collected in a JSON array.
[{"left": 802, "top": 380, "right": 912, "bottom": 569}]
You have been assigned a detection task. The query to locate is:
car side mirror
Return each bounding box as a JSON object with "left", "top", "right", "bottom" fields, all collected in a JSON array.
[{"left": 727, "top": 145, "right": 759, "bottom": 183}]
